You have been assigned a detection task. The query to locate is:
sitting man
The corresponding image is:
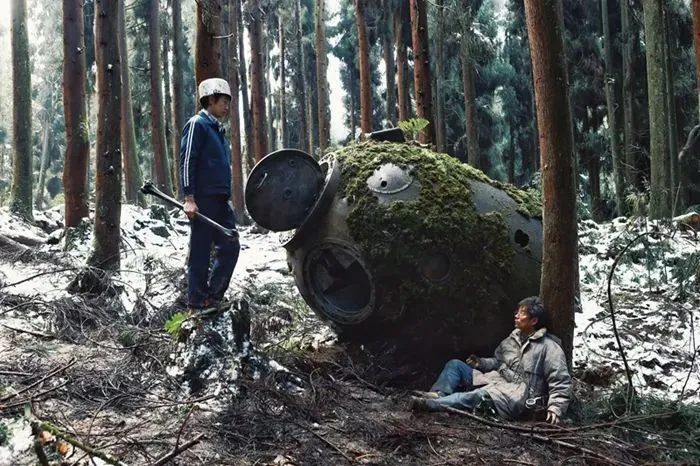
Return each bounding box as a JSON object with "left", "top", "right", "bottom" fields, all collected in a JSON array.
[{"left": 411, "top": 297, "right": 572, "bottom": 425}]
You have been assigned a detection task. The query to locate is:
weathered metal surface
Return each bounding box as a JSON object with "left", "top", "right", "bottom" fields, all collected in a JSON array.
[{"left": 244, "top": 149, "right": 323, "bottom": 231}]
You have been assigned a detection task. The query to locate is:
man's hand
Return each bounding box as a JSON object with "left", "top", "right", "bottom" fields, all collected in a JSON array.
[
  {"left": 465, "top": 354, "right": 480, "bottom": 368},
  {"left": 546, "top": 410, "right": 560, "bottom": 425},
  {"left": 183, "top": 197, "right": 198, "bottom": 220}
]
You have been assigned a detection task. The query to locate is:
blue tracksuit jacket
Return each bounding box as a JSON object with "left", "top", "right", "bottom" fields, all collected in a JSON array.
[{"left": 179, "top": 110, "right": 231, "bottom": 197}]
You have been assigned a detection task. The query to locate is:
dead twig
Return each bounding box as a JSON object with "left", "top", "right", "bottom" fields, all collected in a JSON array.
[
  {"left": 0, "top": 357, "right": 76, "bottom": 404},
  {"left": 519, "top": 432, "right": 630, "bottom": 466},
  {"left": 151, "top": 433, "right": 205, "bottom": 466},
  {"left": 0, "top": 370, "right": 33, "bottom": 376},
  {"left": 0, "top": 380, "right": 70, "bottom": 411},
  {"left": 0, "top": 322, "right": 55, "bottom": 340},
  {"left": 297, "top": 423, "right": 353, "bottom": 463},
  {"left": 606, "top": 231, "right": 674, "bottom": 410}
]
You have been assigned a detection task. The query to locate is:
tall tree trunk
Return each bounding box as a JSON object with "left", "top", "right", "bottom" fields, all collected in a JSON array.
[
  {"left": 409, "top": 0, "right": 434, "bottom": 144},
  {"left": 294, "top": 0, "right": 308, "bottom": 152},
  {"left": 265, "top": 30, "right": 275, "bottom": 153},
  {"left": 279, "top": 15, "right": 287, "bottom": 147},
  {"left": 118, "top": 0, "right": 145, "bottom": 206},
  {"left": 664, "top": 4, "right": 680, "bottom": 214},
  {"left": 508, "top": 128, "right": 516, "bottom": 183},
  {"left": 692, "top": 0, "right": 700, "bottom": 119},
  {"left": 394, "top": 5, "right": 409, "bottom": 122},
  {"left": 237, "top": 0, "right": 254, "bottom": 170},
  {"left": 172, "top": 0, "right": 184, "bottom": 199},
  {"left": 643, "top": 0, "right": 671, "bottom": 219},
  {"left": 621, "top": 0, "right": 637, "bottom": 188},
  {"left": 228, "top": 0, "right": 245, "bottom": 222},
  {"left": 35, "top": 102, "right": 52, "bottom": 210},
  {"left": 196, "top": 0, "right": 223, "bottom": 90},
  {"left": 63, "top": 0, "right": 90, "bottom": 228},
  {"left": 462, "top": 39, "right": 478, "bottom": 168},
  {"left": 10, "top": 0, "right": 33, "bottom": 221},
  {"left": 524, "top": 0, "right": 578, "bottom": 365},
  {"left": 382, "top": 0, "right": 396, "bottom": 126},
  {"left": 435, "top": 0, "right": 445, "bottom": 152},
  {"left": 249, "top": 0, "right": 268, "bottom": 162},
  {"left": 149, "top": 0, "right": 172, "bottom": 196},
  {"left": 315, "top": 0, "right": 330, "bottom": 153},
  {"left": 356, "top": 0, "right": 371, "bottom": 134},
  {"left": 350, "top": 83, "right": 357, "bottom": 139},
  {"left": 89, "top": 0, "right": 122, "bottom": 271},
  {"left": 162, "top": 12, "right": 174, "bottom": 164},
  {"left": 602, "top": 0, "right": 625, "bottom": 216}
]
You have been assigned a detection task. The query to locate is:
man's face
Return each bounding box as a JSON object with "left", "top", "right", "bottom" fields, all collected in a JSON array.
[
  {"left": 514, "top": 305, "right": 538, "bottom": 333},
  {"left": 209, "top": 95, "right": 231, "bottom": 119}
]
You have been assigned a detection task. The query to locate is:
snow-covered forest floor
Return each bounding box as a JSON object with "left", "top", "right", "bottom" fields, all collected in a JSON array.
[{"left": 0, "top": 205, "right": 698, "bottom": 465}]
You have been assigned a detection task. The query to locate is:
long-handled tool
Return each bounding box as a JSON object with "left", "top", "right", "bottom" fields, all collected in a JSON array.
[{"left": 140, "top": 182, "right": 239, "bottom": 240}]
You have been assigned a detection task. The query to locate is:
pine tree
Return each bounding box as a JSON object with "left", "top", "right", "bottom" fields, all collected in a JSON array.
[{"left": 524, "top": 0, "right": 578, "bottom": 364}]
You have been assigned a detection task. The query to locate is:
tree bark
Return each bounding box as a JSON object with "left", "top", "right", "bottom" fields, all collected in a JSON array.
[
  {"left": 265, "top": 29, "right": 275, "bottom": 153},
  {"left": 602, "top": 0, "right": 625, "bottom": 216},
  {"left": 196, "top": 0, "right": 223, "bottom": 89},
  {"left": 356, "top": 0, "right": 371, "bottom": 134},
  {"left": 172, "top": 0, "right": 184, "bottom": 198},
  {"left": 409, "top": 0, "right": 434, "bottom": 144},
  {"left": 162, "top": 10, "right": 174, "bottom": 167},
  {"left": 249, "top": 0, "right": 268, "bottom": 162},
  {"left": 315, "top": 0, "right": 330, "bottom": 153},
  {"left": 294, "top": 0, "right": 308, "bottom": 152},
  {"left": 382, "top": 0, "right": 396, "bottom": 126},
  {"left": 118, "top": 0, "right": 145, "bottom": 206},
  {"left": 11, "top": 0, "right": 33, "bottom": 221},
  {"left": 643, "top": 0, "right": 671, "bottom": 219},
  {"left": 62, "top": 0, "right": 90, "bottom": 229},
  {"left": 462, "top": 37, "right": 478, "bottom": 168},
  {"left": 395, "top": 2, "right": 410, "bottom": 121},
  {"left": 435, "top": 0, "right": 445, "bottom": 152},
  {"left": 621, "top": 0, "right": 637, "bottom": 188},
  {"left": 692, "top": 0, "right": 700, "bottom": 120},
  {"left": 237, "top": 0, "right": 254, "bottom": 170},
  {"left": 279, "top": 15, "right": 287, "bottom": 148},
  {"left": 228, "top": 0, "right": 245, "bottom": 222},
  {"left": 149, "top": 0, "right": 173, "bottom": 196},
  {"left": 524, "top": 0, "right": 578, "bottom": 364},
  {"left": 35, "top": 100, "right": 52, "bottom": 210},
  {"left": 664, "top": 4, "right": 680, "bottom": 214},
  {"left": 89, "top": 0, "right": 122, "bottom": 271}
]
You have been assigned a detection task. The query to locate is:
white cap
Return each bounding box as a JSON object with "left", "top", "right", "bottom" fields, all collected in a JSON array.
[{"left": 198, "top": 78, "right": 231, "bottom": 100}]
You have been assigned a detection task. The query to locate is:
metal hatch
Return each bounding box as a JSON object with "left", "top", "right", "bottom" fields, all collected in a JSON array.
[{"left": 245, "top": 149, "right": 323, "bottom": 231}]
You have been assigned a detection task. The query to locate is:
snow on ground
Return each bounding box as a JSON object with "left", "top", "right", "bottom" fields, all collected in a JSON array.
[
  {"left": 575, "top": 217, "right": 700, "bottom": 399},
  {"left": 0, "top": 206, "right": 697, "bottom": 403}
]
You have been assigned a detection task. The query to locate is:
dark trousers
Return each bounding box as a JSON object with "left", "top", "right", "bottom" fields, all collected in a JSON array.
[{"left": 188, "top": 195, "right": 240, "bottom": 308}]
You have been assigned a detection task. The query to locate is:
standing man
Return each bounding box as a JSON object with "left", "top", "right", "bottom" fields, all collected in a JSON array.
[{"left": 180, "top": 78, "right": 240, "bottom": 311}]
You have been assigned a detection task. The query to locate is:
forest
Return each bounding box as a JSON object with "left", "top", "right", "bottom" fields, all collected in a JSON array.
[{"left": 0, "top": 0, "right": 699, "bottom": 465}]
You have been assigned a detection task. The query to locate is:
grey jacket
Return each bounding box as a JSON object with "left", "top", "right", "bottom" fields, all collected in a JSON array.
[{"left": 473, "top": 328, "right": 572, "bottom": 420}]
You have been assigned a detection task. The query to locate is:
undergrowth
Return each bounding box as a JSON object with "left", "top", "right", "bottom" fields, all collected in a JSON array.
[{"left": 578, "top": 387, "right": 700, "bottom": 462}]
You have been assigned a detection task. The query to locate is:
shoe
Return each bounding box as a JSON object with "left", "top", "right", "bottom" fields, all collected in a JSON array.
[
  {"left": 412, "top": 390, "right": 440, "bottom": 399},
  {"left": 409, "top": 396, "right": 442, "bottom": 412}
]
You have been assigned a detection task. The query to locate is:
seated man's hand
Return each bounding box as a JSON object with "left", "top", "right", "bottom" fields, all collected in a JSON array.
[
  {"left": 465, "top": 354, "right": 480, "bottom": 368},
  {"left": 546, "top": 410, "right": 560, "bottom": 425}
]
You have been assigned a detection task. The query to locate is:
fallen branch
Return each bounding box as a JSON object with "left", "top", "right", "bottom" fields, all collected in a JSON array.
[
  {"left": 519, "top": 432, "right": 628, "bottom": 466},
  {"left": 35, "top": 421, "right": 126, "bottom": 466},
  {"left": 0, "top": 370, "right": 33, "bottom": 376},
  {"left": 151, "top": 433, "right": 205, "bottom": 466},
  {"left": 0, "top": 357, "right": 76, "bottom": 404},
  {"left": 0, "top": 323, "right": 55, "bottom": 340},
  {"left": 0, "top": 380, "right": 70, "bottom": 411}
]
